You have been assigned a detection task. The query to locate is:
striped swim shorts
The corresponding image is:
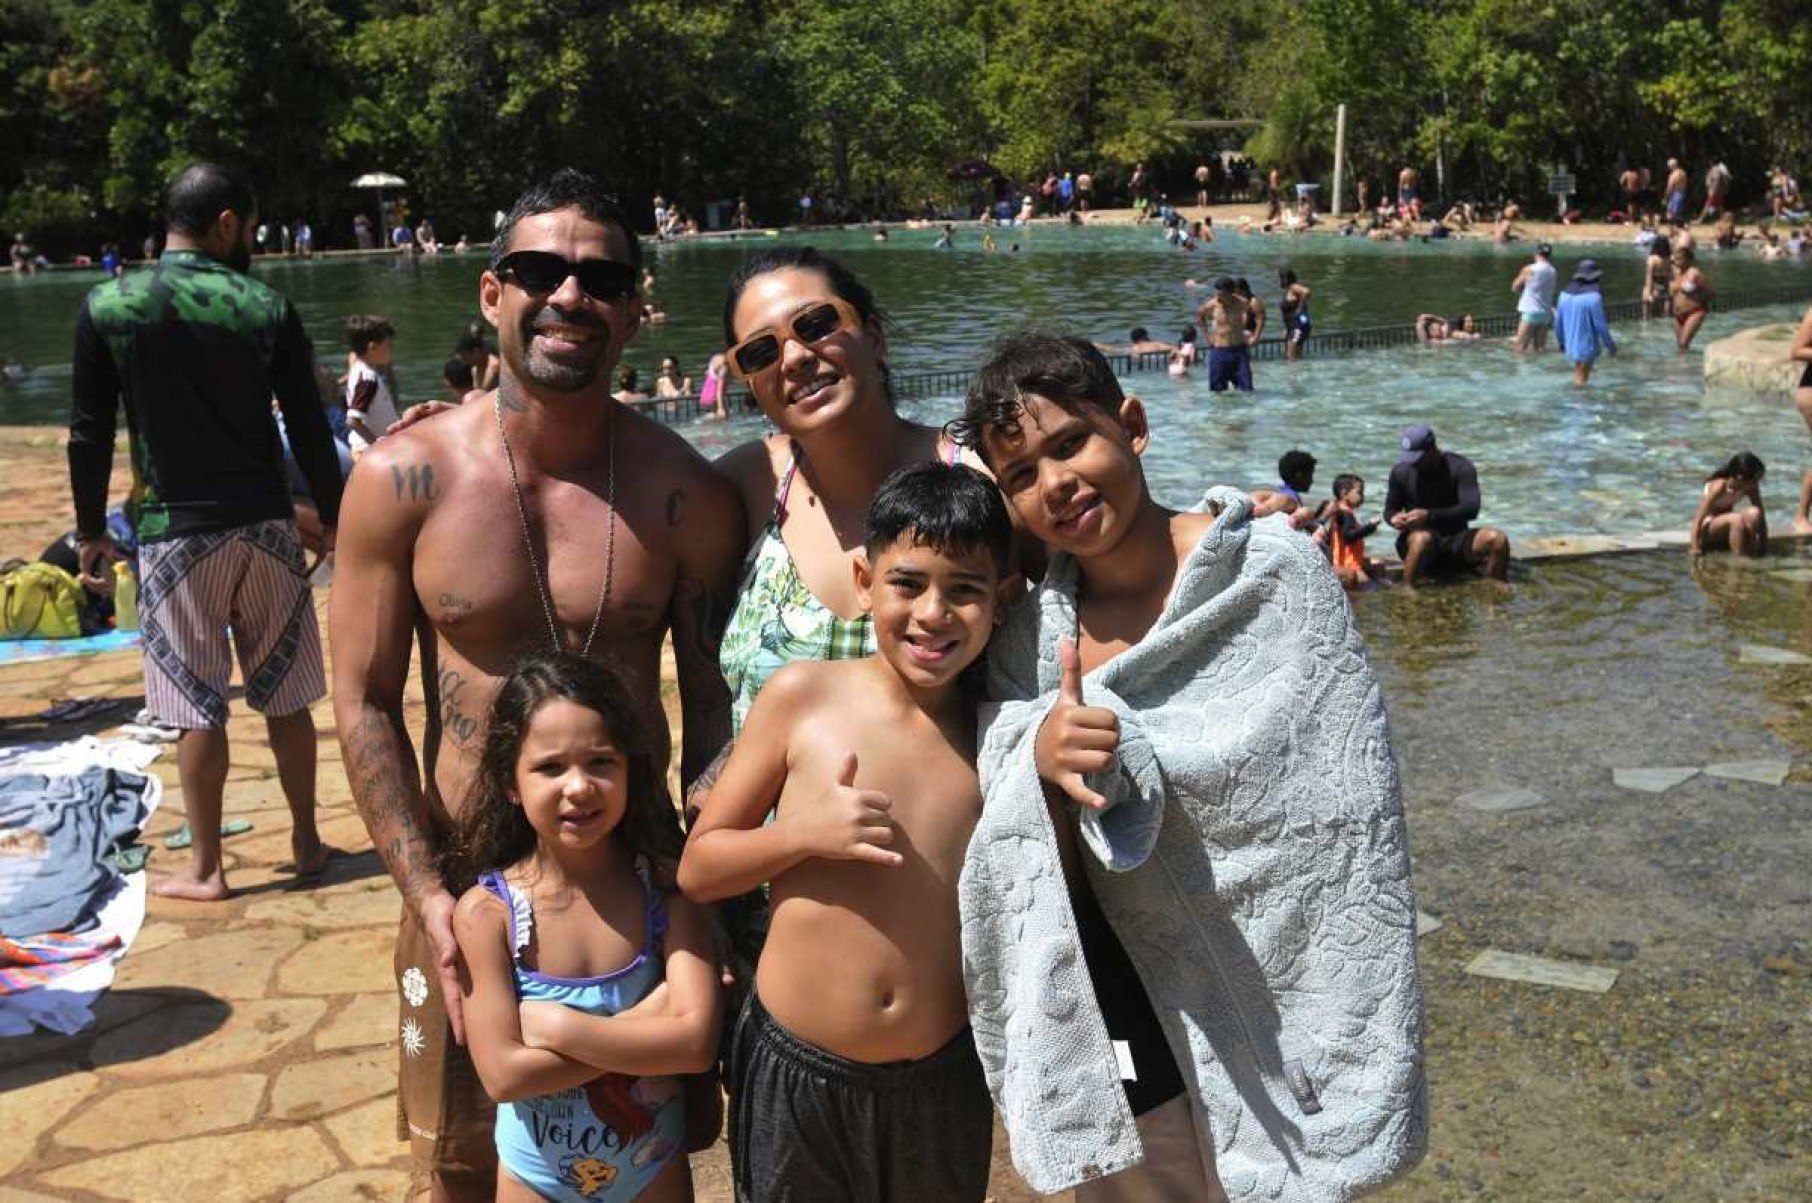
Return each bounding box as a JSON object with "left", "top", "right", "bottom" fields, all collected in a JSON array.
[{"left": 137, "top": 518, "right": 325, "bottom": 729}]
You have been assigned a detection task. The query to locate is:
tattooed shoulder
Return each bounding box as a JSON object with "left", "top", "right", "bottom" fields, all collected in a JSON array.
[{"left": 392, "top": 461, "right": 439, "bottom": 502}]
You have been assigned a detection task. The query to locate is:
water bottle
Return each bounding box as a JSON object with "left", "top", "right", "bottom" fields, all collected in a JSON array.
[{"left": 113, "top": 561, "right": 139, "bottom": 631}]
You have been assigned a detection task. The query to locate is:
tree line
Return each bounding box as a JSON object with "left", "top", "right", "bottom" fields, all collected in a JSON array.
[{"left": 3, "top": 0, "right": 1806, "bottom": 254}]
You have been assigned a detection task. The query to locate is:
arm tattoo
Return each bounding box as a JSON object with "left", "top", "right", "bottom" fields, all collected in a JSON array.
[
  {"left": 342, "top": 708, "right": 443, "bottom": 902},
  {"left": 391, "top": 462, "right": 438, "bottom": 502},
  {"left": 671, "top": 570, "right": 733, "bottom": 791},
  {"left": 682, "top": 740, "right": 734, "bottom": 830}
]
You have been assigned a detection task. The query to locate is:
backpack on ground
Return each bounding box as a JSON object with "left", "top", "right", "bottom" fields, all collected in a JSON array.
[{"left": 0, "top": 559, "right": 87, "bottom": 639}]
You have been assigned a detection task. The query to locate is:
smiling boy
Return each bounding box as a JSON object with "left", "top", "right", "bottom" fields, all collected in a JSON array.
[
  {"left": 679, "top": 462, "right": 1012, "bottom": 1202},
  {"left": 952, "top": 332, "right": 1425, "bottom": 1199}
]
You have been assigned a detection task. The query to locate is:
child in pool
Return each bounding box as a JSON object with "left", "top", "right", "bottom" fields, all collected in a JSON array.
[
  {"left": 1690, "top": 452, "right": 1767, "bottom": 557},
  {"left": 680, "top": 462, "right": 1013, "bottom": 1202},
  {"left": 1324, "top": 473, "right": 1386, "bottom": 587},
  {"left": 451, "top": 653, "right": 720, "bottom": 1202}
]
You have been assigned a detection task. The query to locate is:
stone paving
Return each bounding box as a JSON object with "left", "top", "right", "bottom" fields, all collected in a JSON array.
[
  {"left": 0, "top": 601, "right": 770, "bottom": 1202},
  {"left": 7, "top": 428, "right": 1811, "bottom": 1200},
  {"left": 0, "top": 428, "right": 1049, "bottom": 1202}
]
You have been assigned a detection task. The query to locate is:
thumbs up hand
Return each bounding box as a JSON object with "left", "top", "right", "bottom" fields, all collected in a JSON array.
[
  {"left": 1033, "top": 639, "right": 1121, "bottom": 810},
  {"left": 789, "top": 752, "right": 903, "bottom": 866}
]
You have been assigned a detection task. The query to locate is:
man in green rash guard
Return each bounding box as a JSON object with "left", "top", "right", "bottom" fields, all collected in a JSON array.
[{"left": 67, "top": 162, "right": 347, "bottom": 901}]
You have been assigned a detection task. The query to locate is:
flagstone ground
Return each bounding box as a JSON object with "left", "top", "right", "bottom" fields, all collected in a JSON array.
[{"left": 4, "top": 429, "right": 1809, "bottom": 1201}]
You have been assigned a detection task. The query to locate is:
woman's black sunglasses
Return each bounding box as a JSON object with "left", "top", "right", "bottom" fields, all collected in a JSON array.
[{"left": 494, "top": 251, "right": 638, "bottom": 302}]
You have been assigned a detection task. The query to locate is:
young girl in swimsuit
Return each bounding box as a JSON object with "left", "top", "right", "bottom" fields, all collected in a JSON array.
[
  {"left": 1669, "top": 247, "right": 1712, "bottom": 352},
  {"left": 1168, "top": 326, "right": 1198, "bottom": 376},
  {"left": 698, "top": 352, "right": 728, "bottom": 421},
  {"left": 1689, "top": 452, "right": 1767, "bottom": 558},
  {"left": 452, "top": 653, "right": 720, "bottom": 1202}
]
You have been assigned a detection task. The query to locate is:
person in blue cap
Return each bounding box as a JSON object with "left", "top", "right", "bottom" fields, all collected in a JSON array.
[{"left": 1384, "top": 424, "right": 1511, "bottom": 585}]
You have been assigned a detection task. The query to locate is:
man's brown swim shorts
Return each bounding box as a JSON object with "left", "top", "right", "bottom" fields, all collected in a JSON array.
[{"left": 394, "top": 905, "right": 496, "bottom": 1193}]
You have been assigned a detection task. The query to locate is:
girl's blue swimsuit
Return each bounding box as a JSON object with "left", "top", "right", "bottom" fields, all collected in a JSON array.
[{"left": 482, "top": 860, "right": 686, "bottom": 1201}]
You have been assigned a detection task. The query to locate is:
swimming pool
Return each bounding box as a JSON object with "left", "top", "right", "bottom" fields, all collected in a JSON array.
[{"left": 3, "top": 226, "right": 1807, "bottom": 542}]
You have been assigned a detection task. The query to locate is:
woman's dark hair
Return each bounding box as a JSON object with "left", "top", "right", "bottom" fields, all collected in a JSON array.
[
  {"left": 443, "top": 357, "right": 475, "bottom": 390},
  {"left": 1234, "top": 276, "right": 1253, "bottom": 298},
  {"left": 866, "top": 461, "right": 1012, "bottom": 574},
  {"left": 491, "top": 168, "right": 641, "bottom": 274},
  {"left": 721, "top": 246, "right": 886, "bottom": 344},
  {"left": 1709, "top": 451, "right": 1766, "bottom": 482},
  {"left": 444, "top": 652, "right": 682, "bottom": 891},
  {"left": 617, "top": 366, "right": 638, "bottom": 390},
  {"left": 1279, "top": 266, "right": 1298, "bottom": 287},
  {"left": 1178, "top": 326, "right": 1197, "bottom": 344},
  {"left": 949, "top": 329, "right": 1125, "bottom": 465}
]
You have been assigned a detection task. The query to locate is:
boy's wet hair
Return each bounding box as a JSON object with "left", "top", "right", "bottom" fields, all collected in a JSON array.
[
  {"left": 490, "top": 168, "right": 641, "bottom": 275},
  {"left": 865, "top": 462, "right": 1012, "bottom": 575},
  {"left": 444, "top": 651, "right": 681, "bottom": 891},
  {"left": 949, "top": 329, "right": 1124, "bottom": 466},
  {"left": 345, "top": 314, "right": 395, "bottom": 354},
  {"left": 1332, "top": 473, "right": 1364, "bottom": 499},
  {"left": 1278, "top": 449, "right": 1317, "bottom": 488}
]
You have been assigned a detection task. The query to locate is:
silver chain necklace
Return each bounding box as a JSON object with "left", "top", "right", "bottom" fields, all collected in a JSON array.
[{"left": 494, "top": 395, "right": 615, "bottom": 657}]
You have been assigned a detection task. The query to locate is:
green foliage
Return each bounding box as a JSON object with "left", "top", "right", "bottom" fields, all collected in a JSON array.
[
  {"left": 0, "top": 180, "right": 94, "bottom": 245},
  {"left": 774, "top": 0, "right": 987, "bottom": 209},
  {"left": 4, "top": 0, "right": 1806, "bottom": 249}
]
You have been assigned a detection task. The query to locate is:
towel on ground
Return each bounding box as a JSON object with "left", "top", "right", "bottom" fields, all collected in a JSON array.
[
  {"left": 0, "top": 766, "right": 155, "bottom": 938},
  {"left": 962, "top": 488, "right": 1427, "bottom": 1199}
]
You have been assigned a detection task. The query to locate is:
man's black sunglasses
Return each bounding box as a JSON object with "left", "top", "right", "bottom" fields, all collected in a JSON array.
[{"left": 494, "top": 251, "right": 638, "bottom": 301}]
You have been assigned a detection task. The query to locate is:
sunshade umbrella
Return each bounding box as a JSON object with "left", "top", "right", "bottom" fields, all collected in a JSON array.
[{"left": 351, "top": 173, "right": 408, "bottom": 234}]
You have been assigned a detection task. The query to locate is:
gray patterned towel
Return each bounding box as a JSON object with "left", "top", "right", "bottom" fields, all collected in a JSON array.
[{"left": 963, "top": 488, "right": 1427, "bottom": 1198}]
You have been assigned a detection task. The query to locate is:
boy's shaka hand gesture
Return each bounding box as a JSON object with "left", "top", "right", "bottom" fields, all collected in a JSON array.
[
  {"left": 794, "top": 752, "right": 903, "bottom": 865},
  {"left": 1035, "top": 639, "right": 1121, "bottom": 811}
]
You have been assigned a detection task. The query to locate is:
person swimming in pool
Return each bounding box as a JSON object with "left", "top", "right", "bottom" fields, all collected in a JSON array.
[{"left": 1415, "top": 313, "right": 1480, "bottom": 343}]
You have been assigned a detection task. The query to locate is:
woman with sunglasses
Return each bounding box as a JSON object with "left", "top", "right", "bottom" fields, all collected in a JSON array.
[{"left": 710, "top": 247, "right": 969, "bottom": 744}]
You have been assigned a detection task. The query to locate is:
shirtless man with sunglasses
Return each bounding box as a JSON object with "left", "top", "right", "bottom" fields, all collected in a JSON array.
[{"left": 330, "top": 168, "right": 743, "bottom": 1201}]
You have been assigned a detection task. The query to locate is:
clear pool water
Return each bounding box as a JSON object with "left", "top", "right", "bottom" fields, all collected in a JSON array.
[{"left": 3, "top": 226, "right": 1807, "bottom": 542}]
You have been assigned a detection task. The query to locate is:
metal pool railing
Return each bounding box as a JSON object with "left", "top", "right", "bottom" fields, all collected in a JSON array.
[{"left": 628, "top": 281, "right": 1812, "bottom": 424}]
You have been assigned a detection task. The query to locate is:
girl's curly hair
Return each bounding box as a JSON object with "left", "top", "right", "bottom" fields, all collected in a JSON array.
[{"left": 442, "top": 652, "right": 683, "bottom": 890}]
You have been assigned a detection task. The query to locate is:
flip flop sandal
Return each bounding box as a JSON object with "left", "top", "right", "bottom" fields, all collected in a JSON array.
[
  {"left": 163, "top": 820, "right": 255, "bottom": 851},
  {"left": 111, "top": 844, "right": 151, "bottom": 873}
]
